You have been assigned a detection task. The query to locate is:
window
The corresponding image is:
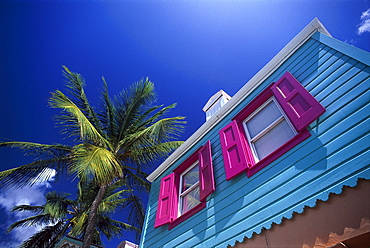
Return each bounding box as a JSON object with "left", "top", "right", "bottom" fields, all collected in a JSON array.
[
  {"left": 219, "top": 71, "right": 325, "bottom": 180},
  {"left": 243, "top": 98, "right": 296, "bottom": 161},
  {"left": 155, "top": 141, "right": 215, "bottom": 229},
  {"left": 179, "top": 162, "right": 200, "bottom": 215}
]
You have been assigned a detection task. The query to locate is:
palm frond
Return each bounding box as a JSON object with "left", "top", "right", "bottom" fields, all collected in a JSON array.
[
  {"left": 98, "top": 77, "right": 116, "bottom": 141},
  {"left": 49, "top": 90, "right": 110, "bottom": 148},
  {"left": 98, "top": 190, "right": 132, "bottom": 213},
  {"left": 91, "top": 229, "right": 103, "bottom": 246},
  {"left": 122, "top": 104, "right": 163, "bottom": 138},
  {"left": 71, "top": 144, "right": 122, "bottom": 185},
  {"left": 121, "top": 168, "right": 151, "bottom": 193},
  {"left": 95, "top": 216, "right": 140, "bottom": 240},
  {"left": 11, "top": 205, "right": 44, "bottom": 214},
  {"left": 149, "top": 117, "right": 186, "bottom": 142},
  {"left": 102, "top": 189, "right": 131, "bottom": 203},
  {"left": 19, "top": 220, "right": 68, "bottom": 248},
  {"left": 130, "top": 103, "right": 181, "bottom": 135},
  {"left": 123, "top": 193, "right": 145, "bottom": 241},
  {"left": 44, "top": 191, "right": 73, "bottom": 219},
  {"left": 0, "top": 141, "right": 71, "bottom": 159},
  {"left": 115, "top": 78, "right": 157, "bottom": 143},
  {"left": 124, "top": 141, "right": 184, "bottom": 167},
  {"left": 76, "top": 180, "right": 99, "bottom": 206},
  {"left": 8, "top": 214, "right": 56, "bottom": 232},
  {"left": 62, "top": 66, "right": 103, "bottom": 134},
  {"left": 144, "top": 116, "right": 186, "bottom": 141},
  {"left": 69, "top": 211, "right": 88, "bottom": 237},
  {"left": 118, "top": 117, "right": 185, "bottom": 154},
  {"left": 0, "top": 156, "right": 69, "bottom": 188},
  {"left": 76, "top": 180, "right": 130, "bottom": 213}
]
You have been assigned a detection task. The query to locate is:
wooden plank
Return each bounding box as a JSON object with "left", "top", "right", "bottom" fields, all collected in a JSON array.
[{"left": 140, "top": 33, "right": 370, "bottom": 248}]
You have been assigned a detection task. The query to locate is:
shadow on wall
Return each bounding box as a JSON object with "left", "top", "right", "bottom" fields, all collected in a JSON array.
[
  {"left": 294, "top": 126, "right": 327, "bottom": 171},
  {"left": 209, "top": 118, "right": 328, "bottom": 245},
  {"left": 192, "top": 38, "right": 330, "bottom": 245}
]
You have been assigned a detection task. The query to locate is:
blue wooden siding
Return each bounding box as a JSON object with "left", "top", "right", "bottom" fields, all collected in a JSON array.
[{"left": 140, "top": 31, "right": 370, "bottom": 248}]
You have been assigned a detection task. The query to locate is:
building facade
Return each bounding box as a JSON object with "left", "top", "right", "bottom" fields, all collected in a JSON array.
[{"left": 139, "top": 18, "right": 370, "bottom": 248}]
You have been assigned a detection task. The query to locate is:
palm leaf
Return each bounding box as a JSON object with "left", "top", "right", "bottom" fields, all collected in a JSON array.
[
  {"left": 123, "top": 193, "right": 145, "bottom": 240},
  {"left": 11, "top": 205, "right": 44, "bottom": 214},
  {"left": 0, "top": 156, "right": 69, "bottom": 188},
  {"left": 125, "top": 141, "right": 184, "bottom": 167},
  {"left": 118, "top": 117, "right": 185, "bottom": 154},
  {"left": 8, "top": 214, "right": 56, "bottom": 232},
  {"left": 148, "top": 117, "right": 186, "bottom": 142},
  {"left": 69, "top": 211, "right": 88, "bottom": 237},
  {"left": 71, "top": 144, "right": 122, "bottom": 185},
  {"left": 98, "top": 77, "right": 116, "bottom": 140},
  {"left": 121, "top": 168, "right": 151, "bottom": 193},
  {"left": 95, "top": 216, "right": 140, "bottom": 240},
  {"left": 116, "top": 78, "right": 157, "bottom": 143},
  {"left": 0, "top": 142, "right": 72, "bottom": 158},
  {"left": 19, "top": 220, "right": 68, "bottom": 248},
  {"left": 130, "top": 103, "right": 182, "bottom": 136},
  {"left": 44, "top": 191, "right": 73, "bottom": 219},
  {"left": 62, "top": 66, "right": 103, "bottom": 134},
  {"left": 49, "top": 90, "right": 110, "bottom": 148},
  {"left": 98, "top": 190, "right": 132, "bottom": 213}
]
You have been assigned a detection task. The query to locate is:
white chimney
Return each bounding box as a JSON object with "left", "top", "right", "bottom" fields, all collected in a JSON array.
[{"left": 202, "top": 90, "right": 231, "bottom": 121}]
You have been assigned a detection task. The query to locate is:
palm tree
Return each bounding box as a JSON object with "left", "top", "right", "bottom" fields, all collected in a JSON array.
[
  {"left": 9, "top": 180, "right": 138, "bottom": 248},
  {"left": 0, "top": 66, "right": 185, "bottom": 247}
]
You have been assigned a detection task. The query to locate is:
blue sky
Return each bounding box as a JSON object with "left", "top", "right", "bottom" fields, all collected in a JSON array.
[{"left": 0, "top": 1, "right": 369, "bottom": 247}]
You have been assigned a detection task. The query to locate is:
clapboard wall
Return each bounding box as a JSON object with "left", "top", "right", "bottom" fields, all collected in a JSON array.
[{"left": 140, "top": 31, "right": 370, "bottom": 248}]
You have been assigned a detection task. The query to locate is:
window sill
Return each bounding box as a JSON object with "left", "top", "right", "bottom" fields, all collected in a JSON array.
[
  {"left": 168, "top": 201, "right": 206, "bottom": 230},
  {"left": 247, "top": 129, "right": 311, "bottom": 177}
]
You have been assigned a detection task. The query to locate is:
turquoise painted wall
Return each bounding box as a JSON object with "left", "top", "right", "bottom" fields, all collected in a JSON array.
[{"left": 140, "top": 31, "right": 370, "bottom": 248}]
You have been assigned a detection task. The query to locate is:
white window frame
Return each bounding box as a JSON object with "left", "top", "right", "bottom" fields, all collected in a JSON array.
[
  {"left": 242, "top": 97, "right": 297, "bottom": 162},
  {"left": 178, "top": 161, "right": 200, "bottom": 216}
]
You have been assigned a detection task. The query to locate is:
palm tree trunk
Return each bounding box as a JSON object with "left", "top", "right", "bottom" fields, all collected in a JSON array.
[{"left": 82, "top": 184, "right": 107, "bottom": 248}]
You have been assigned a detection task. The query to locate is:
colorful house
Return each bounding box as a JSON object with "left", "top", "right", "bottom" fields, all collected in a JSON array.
[{"left": 139, "top": 18, "right": 370, "bottom": 248}]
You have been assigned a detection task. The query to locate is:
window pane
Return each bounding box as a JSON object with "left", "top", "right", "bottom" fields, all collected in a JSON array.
[
  {"left": 181, "top": 186, "right": 200, "bottom": 214},
  {"left": 181, "top": 164, "right": 199, "bottom": 192},
  {"left": 246, "top": 101, "right": 282, "bottom": 138},
  {"left": 253, "top": 120, "right": 295, "bottom": 159}
]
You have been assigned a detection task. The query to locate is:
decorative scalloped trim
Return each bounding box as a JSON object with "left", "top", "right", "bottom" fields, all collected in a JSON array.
[{"left": 229, "top": 176, "right": 370, "bottom": 247}]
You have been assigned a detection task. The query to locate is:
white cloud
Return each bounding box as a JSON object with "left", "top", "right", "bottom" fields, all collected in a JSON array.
[
  {"left": 0, "top": 169, "right": 56, "bottom": 247},
  {"left": 357, "top": 8, "right": 370, "bottom": 35},
  {"left": 0, "top": 240, "right": 21, "bottom": 248},
  {"left": 0, "top": 186, "right": 45, "bottom": 211}
]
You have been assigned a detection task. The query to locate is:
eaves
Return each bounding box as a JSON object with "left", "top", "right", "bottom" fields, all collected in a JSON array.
[{"left": 147, "top": 18, "right": 331, "bottom": 182}]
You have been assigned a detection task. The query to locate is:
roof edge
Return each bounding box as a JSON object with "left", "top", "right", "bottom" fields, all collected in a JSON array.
[{"left": 147, "top": 18, "right": 331, "bottom": 182}]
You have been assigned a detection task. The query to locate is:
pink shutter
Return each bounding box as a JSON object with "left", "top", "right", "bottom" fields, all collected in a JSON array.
[
  {"left": 219, "top": 120, "right": 251, "bottom": 180},
  {"left": 199, "top": 140, "right": 215, "bottom": 201},
  {"left": 272, "top": 71, "right": 325, "bottom": 132},
  {"left": 154, "top": 173, "right": 175, "bottom": 228}
]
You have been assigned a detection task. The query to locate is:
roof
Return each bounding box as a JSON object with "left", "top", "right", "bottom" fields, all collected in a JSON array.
[
  {"left": 147, "top": 18, "right": 331, "bottom": 182},
  {"left": 54, "top": 236, "right": 103, "bottom": 248}
]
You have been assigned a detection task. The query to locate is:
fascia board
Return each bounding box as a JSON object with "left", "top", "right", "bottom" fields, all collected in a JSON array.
[{"left": 147, "top": 18, "right": 331, "bottom": 182}]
